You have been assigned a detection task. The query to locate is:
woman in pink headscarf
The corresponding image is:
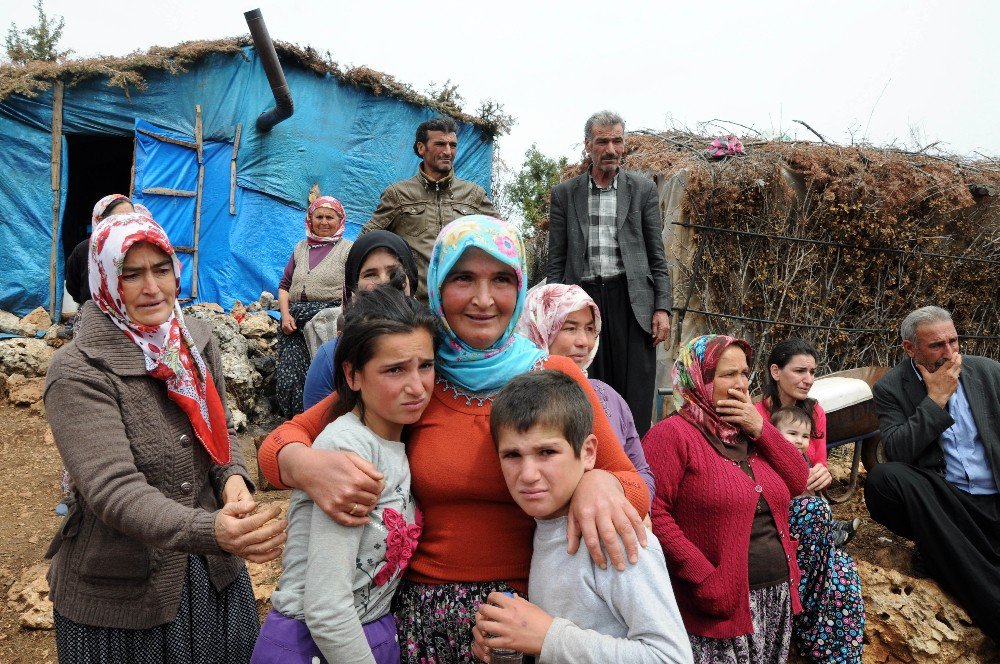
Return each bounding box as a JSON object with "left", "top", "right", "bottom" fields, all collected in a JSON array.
[
  {"left": 518, "top": 283, "right": 655, "bottom": 500},
  {"left": 276, "top": 196, "right": 353, "bottom": 417}
]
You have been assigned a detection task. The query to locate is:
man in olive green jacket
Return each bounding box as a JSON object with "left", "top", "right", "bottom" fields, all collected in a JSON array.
[{"left": 360, "top": 116, "right": 497, "bottom": 301}]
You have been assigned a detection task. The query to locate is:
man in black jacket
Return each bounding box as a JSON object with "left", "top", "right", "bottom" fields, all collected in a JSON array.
[
  {"left": 866, "top": 305, "right": 1000, "bottom": 643},
  {"left": 546, "top": 111, "right": 672, "bottom": 436}
]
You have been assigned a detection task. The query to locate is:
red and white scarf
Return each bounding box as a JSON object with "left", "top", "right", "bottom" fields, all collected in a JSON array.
[
  {"left": 88, "top": 212, "right": 231, "bottom": 464},
  {"left": 517, "top": 283, "right": 602, "bottom": 372}
]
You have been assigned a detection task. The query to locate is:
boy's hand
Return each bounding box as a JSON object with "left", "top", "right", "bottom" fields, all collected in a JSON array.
[{"left": 474, "top": 591, "right": 552, "bottom": 658}]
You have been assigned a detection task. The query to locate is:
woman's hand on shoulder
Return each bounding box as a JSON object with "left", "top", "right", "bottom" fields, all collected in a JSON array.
[
  {"left": 566, "top": 469, "right": 647, "bottom": 571},
  {"left": 283, "top": 444, "right": 386, "bottom": 526},
  {"left": 215, "top": 499, "right": 287, "bottom": 563},
  {"left": 715, "top": 388, "right": 763, "bottom": 439}
]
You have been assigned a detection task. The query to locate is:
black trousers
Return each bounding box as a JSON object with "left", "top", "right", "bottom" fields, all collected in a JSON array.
[
  {"left": 581, "top": 277, "right": 656, "bottom": 437},
  {"left": 865, "top": 461, "right": 1000, "bottom": 643}
]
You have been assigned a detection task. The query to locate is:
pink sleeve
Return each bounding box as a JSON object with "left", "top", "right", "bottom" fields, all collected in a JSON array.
[{"left": 809, "top": 404, "right": 828, "bottom": 467}]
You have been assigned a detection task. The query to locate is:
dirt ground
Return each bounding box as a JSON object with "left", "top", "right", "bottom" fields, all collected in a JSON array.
[
  {"left": 0, "top": 401, "right": 286, "bottom": 663},
  {"left": 0, "top": 400, "right": 915, "bottom": 663}
]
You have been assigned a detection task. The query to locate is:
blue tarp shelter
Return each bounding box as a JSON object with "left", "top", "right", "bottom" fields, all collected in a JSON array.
[{"left": 0, "top": 39, "right": 496, "bottom": 317}]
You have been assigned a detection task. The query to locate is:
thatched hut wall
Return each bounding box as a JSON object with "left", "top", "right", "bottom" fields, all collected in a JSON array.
[{"left": 569, "top": 132, "right": 1000, "bottom": 389}]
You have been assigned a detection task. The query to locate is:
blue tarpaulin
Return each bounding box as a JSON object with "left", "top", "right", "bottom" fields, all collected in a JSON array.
[{"left": 0, "top": 47, "right": 494, "bottom": 315}]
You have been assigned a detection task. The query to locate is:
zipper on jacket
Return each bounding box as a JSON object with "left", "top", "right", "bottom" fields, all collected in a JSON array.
[{"left": 435, "top": 181, "right": 443, "bottom": 229}]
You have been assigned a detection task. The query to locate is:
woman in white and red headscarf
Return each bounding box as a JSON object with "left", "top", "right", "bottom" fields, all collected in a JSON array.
[
  {"left": 276, "top": 195, "right": 353, "bottom": 418},
  {"left": 44, "top": 212, "right": 286, "bottom": 664}
]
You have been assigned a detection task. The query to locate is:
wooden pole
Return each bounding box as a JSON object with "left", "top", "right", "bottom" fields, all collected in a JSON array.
[
  {"left": 48, "top": 81, "right": 64, "bottom": 322},
  {"left": 129, "top": 134, "right": 137, "bottom": 198},
  {"left": 192, "top": 104, "right": 204, "bottom": 299},
  {"left": 230, "top": 123, "right": 242, "bottom": 215}
]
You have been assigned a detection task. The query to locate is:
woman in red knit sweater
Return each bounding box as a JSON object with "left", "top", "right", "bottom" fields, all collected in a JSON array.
[
  {"left": 642, "top": 334, "right": 809, "bottom": 663},
  {"left": 257, "top": 215, "right": 648, "bottom": 663}
]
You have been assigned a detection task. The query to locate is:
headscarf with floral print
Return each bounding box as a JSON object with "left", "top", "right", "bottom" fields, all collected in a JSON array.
[
  {"left": 517, "top": 283, "right": 602, "bottom": 372},
  {"left": 88, "top": 212, "right": 231, "bottom": 464},
  {"left": 305, "top": 196, "right": 347, "bottom": 245},
  {"left": 427, "top": 215, "right": 546, "bottom": 394},
  {"left": 672, "top": 334, "right": 754, "bottom": 454},
  {"left": 91, "top": 194, "right": 150, "bottom": 228}
]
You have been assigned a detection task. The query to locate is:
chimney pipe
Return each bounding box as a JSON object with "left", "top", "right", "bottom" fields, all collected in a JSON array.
[{"left": 244, "top": 8, "right": 293, "bottom": 132}]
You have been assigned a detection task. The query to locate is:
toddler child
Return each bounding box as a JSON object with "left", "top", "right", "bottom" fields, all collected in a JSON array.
[
  {"left": 771, "top": 405, "right": 866, "bottom": 662},
  {"left": 771, "top": 405, "right": 860, "bottom": 543}
]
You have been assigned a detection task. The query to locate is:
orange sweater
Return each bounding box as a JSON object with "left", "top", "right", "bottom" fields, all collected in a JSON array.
[{"left": 257, "top": 355, "right": 648, "bottom": 594}]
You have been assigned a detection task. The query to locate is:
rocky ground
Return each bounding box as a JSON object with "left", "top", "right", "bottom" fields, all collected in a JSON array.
[{"left": 1, "top": 304, "right": 998, "bottom": 662}]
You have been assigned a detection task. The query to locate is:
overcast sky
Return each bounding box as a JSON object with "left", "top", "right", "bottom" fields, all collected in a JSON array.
[{"left": 6, "top": 0, "right": 999, "bottom": 177}]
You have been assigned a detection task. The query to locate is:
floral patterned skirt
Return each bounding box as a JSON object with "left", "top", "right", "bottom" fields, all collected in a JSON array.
[
  {"left": 789, "top": 496, "right": 865, "bottom": 663},
  {"left": 688, "top": 581, "right": 792, "bottom": 664},
  {"left": 392, "top": 579, "right": 517, "bottom": 664}
]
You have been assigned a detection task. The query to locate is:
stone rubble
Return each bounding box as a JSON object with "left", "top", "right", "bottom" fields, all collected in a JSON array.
[
  {"left": 6, "top": 562, "right": 52, "bottom": 630},
  {"left": 0, "top": 293, "right": 280, "bottom": 423}
]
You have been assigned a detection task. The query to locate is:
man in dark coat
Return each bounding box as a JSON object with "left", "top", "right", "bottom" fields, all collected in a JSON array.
[
  {"left": 866, "top": 305, "right": 1000, "bottom": 643},
  {"left": 546, "top": 110, "right": 672, "bottom": 436}
]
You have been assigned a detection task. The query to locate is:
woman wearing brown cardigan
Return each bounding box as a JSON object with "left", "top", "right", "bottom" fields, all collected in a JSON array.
[{"left": 43, "top": 213, "right": 286, "bottom": 663}]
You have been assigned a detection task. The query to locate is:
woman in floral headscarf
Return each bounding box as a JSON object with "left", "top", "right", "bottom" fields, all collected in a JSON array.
[
  {"left": 276, "top": 195, "right": 353, "bottom": 417},
  {"left": 43, "top": 212, "right": 286, "bottom": 663},
  {"left": 641, "top": 334, "right": 809, "bottom": 664},
  {"left": 256, "top": 216, "right": 650, "bottom": 663},
  {"left": 518, "top": 282, "right": 655, "bottom": 500}
]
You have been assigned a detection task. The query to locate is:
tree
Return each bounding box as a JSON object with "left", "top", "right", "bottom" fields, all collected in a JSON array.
[
  {"left": 5, "top": 0, "right": 70, "bottom": 65},
  {"left": 505, "top": 145, "right": 567, "bottom": 286},
  {"left": 507, "top": 144, "right": 567, "bottom": 229}
]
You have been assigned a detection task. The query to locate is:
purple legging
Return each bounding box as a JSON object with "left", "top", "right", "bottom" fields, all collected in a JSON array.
[{"left": 251, "top": 608, "right": 400, "bottom": 664}]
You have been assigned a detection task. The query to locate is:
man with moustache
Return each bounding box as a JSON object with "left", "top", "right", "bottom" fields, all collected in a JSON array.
[
  {"left": 865, "top": 305, "right": 1000, "bottom": 643},
  {"left": 361, "top": 116, "right": 497, "bottom": 302},
  {"left": 546, "top": 111, "right": 671, "bottom": 437}
]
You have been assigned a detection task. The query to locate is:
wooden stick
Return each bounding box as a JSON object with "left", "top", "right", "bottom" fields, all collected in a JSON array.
[
  {"left": 230, "top": 123, "right": 242, "bottom": 215},
  {"left": 192, "top": 104, "right": 204, "bottom": 299},
  {"left": 48, "top": 81, "right": 64, "bottom": 322},
  {"left": 141, "top": 187, "right": 196, "bottom": 197},
  {"left": 135, "top": 127, "right": 197, "bottom": 150},
  {"left": 793, "top": 119, "right": 829, "bottom": 144},
  {"left": 129, "top": 134, "right": 137, "bottom": 198}
]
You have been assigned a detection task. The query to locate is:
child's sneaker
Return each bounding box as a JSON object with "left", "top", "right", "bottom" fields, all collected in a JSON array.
[{"left": 831, "top": 517, "right": 861, "bottom": 547}]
